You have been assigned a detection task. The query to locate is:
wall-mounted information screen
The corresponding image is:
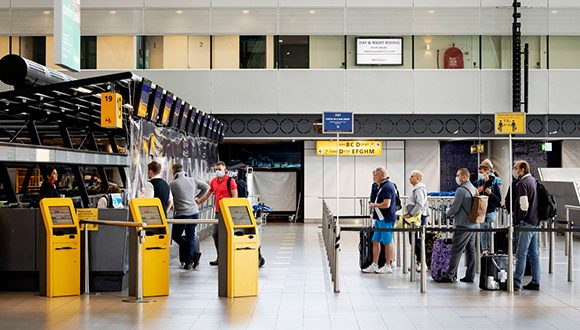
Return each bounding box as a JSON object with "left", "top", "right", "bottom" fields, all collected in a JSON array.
[
  {"left": 171, "top": 98, "right": 183, "bottom": 129},
  {"left": 150, "top": 87, "right": 164, "bottom": 122},
  {"left": 356, "top": 37, "right": 403, "bottom": 65},
  {"left": 161, "top": 92, "right": 174, "bottom": 126},
  {"left": 135, "top": 79, "right": 152, "bottom": 118},
  {"left": 228, "top": 206, "right": 253, "bottom": 226},
  {"left": 49, "top": 206, "right": 74, "bottom": 225},
  {"left": 139, "top": 206, "right": 163, "bottom": 225},
  {"left": 180, "top": 104, "right": 191, "bottom": 132}
]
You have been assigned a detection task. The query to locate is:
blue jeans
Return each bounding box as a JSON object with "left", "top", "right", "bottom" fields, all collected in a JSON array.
[
  {"left": 172, "top": 214, "right": 199, "bottom": 265},
  {"left": 480, "top": 211, "right": 496, "bottom": 251},
  {"left": 514, "top": 222, "right": 541, "bottom": 287}
]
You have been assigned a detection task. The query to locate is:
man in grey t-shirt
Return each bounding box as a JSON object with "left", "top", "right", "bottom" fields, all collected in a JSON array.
[{"left": 169, "top": 164, "right": 210, "bottom": 270}]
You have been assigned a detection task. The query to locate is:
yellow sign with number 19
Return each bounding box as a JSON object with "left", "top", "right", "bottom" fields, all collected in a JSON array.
[{"left": 101, "top": 92, "right": 123, "bottom": 129}]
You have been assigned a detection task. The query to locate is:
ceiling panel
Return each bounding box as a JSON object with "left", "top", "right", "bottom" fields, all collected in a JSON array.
[
  {"left": 81, "top": 9, "right": 144, "bottom": 35},
  {"left": 279, "top": 7, "right": 344, "bottom": 35},
  {"left": 414, "top": 8, "right": 479, "bottom": 35},
  {"left": 211, "top": 8, "right": 277, "bottom": 35},
  {"left": 549, "top": 8, "right": 580, "bottom": 35},
  {"left": 346, "top": 8, "right": 412, "bottom": 35},
  {"left": 11, "top": 9, "right": 53, "bottom": 35},
  {"left": 144, "top": 9, "right": 210, "bottom": 35},
  {"left": 82, "top": 0, "right": 144, "bottom": 8}
]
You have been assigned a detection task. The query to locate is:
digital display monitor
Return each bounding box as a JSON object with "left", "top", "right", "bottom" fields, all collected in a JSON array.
[
  {"left": 180, "top": 103, "right": 191, "bottom": 132},
  {"left": 139, "top": 206, "right": 163, "bottom": 225},
  {"left": 192, "top": 110, "right": 202, "bottom": 136},
  {"left": 149, "top": 86, "right": 164, "bottom": 122},
  {"left": 355, "top": 37, "right": 403, "bottom": 66},
  {"left": 160, "top": 92, "right": 174, "bottom": 126},
  {"left": 203, "top": 116, "right": 211, "bottom": 138},
  {"left": 170, "top": 98, "right": 183, "bottom": 129},
  {"left": 188, "top": 106, "right": 198, "bottom": 134},
  {"left": 110, "top": 193, "right": 123, "bottom": 209},
  {"left": 135, "top": 79, "right": 152, "bottom": 118},
  {"left": 49, "top": 206, "right": 74, "bottom": 225},
  {"left": 228, "top": 206, "right": 253, "bottom": 226}
]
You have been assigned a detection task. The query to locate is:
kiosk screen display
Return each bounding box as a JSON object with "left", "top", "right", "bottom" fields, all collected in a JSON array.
[
  {"left": 110, "top": 193, "right": 123, "bottom": 209},
  {"left": 49, "top": 206, "right": 74, "bottom": 225},
  {"left": 139, "top": 206, "right": 163, "bottom": 225},
  {"left": 136, "top": 79, "right": 152, "bottom": 118},
  {"left": 229, "top": 206, "right": 253, "bottom": 226}
]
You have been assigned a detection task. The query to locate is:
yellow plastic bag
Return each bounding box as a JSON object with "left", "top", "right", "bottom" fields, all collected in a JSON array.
[{"left": 395, "top": 211, "right": 422, "bottom": 229}]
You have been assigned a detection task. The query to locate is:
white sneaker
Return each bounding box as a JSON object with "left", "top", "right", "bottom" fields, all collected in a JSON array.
[
  {"left": 362, "top": 263, "right": 378, "bottom": 273},
  {"left": 378, "top": 265, "right": 393, "bottom": 274}
]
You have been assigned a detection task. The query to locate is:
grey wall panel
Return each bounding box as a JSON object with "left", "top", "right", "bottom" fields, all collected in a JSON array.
[
  {"left": 81, "top": 0, "right": 143, "bottom": 8},
  {"left": 549, "top": 9, "right": 580, "bottom": 35},
  {"left": 346, "top": 70, "right": 413, "bottom": 114},
  {"left": 405, "top": 140, "right": 440, "bottom": 194},
  {"left": 521, "top": 8, "right": 549, "bottom": 35},
  {"left": 0, "top": 0, "right": 9, "bottom": 8},
  {"left": 528, "top": 70, "right": 549, "bottom": 114},
  {"left": 212, "top": 0, "right": 278, "bottom": 7},
  {"left": 482, "top": 70, "right": 511, "bottom": 114},
  {"left": 279, "top": 8, "right": 344, "bottom": 35},
  {"left": 10, "top": 9, "right": 54, "bottom": 35},
  {"left": 144, "top": 0, "right": 210, "bottom": 8},
  {"left": 81, "top": 9, "right": 144, "bottom": 35},
  {"left": 279, "top": 0, "right": 345, "bottom": 6},
  {"left": 211, "top": 70, "right": 277, "bottom": 114},
  {"left": 550, "top": 0, "right": 580, "bottom": 7},
  {"left": 482, "top": 0, "right": 547, "bottom": 6},
  {"left": 346, "top": 8, "right": 412, "bottom": 35},
  {"left": 211, "top": 8, "right": 277, "bottom": 35},
  {"left": 414, "top": 70, "right": 480, "bottom": 114},
  {"left": 414, "top": 0, "right": 480, "bottom": 7},
  {"left": 144, "top": 9, "right": 210, "bottom": 35},
  {"left": 0, "top": 10, "right": 9, "bottom": 34},
  {"left": 140, "top": 70, "right": 211, "bottom": 113},
  {"left": 9, "top": 0, "right": 52, "bottom": 8},
  {"left": 414, "top": 7, "right": 479, "bottom": 35},
  {"left": 549, "top": 70, "right": 580, "bottom": 114},
  {"left": 562, "top": 141, "right": 580, "bottom": 168},
  {"left": 481, "top": 7, "right": 510, "bottom": 35},
  {"left": 278, "top": 70, "right": 345, "bottom": 113},
  {"left": 346, "top": 0, "right": 412, "bottom": 6}
]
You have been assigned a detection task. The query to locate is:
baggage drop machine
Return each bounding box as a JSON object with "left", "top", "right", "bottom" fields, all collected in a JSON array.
[
  {"left": 128, "top": 198, "right": 170, "bottom": 298},
  {"left": 218, "top": 198, "right": 259, "bottom": 298},
  {"left": 38, "top": 198, "right": 81, "bottom": 297}
]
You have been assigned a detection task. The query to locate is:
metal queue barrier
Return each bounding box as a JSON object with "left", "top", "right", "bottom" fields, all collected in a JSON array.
[{"left": 321, "top": 199, "right": 580, "bottom": 295}]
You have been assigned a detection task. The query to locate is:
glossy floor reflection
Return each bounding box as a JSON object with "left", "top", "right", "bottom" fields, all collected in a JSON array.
[{"left": 1, "top": 223, "right": 579, "bottom": 329}]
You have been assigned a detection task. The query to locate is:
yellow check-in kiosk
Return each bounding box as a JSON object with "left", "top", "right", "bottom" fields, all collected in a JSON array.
[
  {"left": 218, "top": 198, "right": 259, "bottom": 298},
  {"left": 38, "top": 198, "right": 81, "bottom": 297},
  {"left": 128, "top": 198, "right": 169, "bottom": 297}
]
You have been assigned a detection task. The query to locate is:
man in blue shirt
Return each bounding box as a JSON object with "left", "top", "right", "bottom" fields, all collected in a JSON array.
[{"left": 362, "top": 167, "right": 398, "bottom": 274}]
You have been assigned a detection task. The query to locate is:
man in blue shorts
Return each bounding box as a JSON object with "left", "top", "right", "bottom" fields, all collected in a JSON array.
[{"left": 362, "top": 167, "right": 398, "bottom": 274}]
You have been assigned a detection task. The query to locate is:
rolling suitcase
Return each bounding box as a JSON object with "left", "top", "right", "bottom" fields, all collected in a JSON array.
[
  {"left": 359, "top": 228, "right": 387, "bottom": 269},
  {"left": 416, "top": 232, "right": 441, "bottom": 268},
  {"left": 430, "top": 238, "right": 453, "bottom": 281},
  {"left": 494, "top": 231, "right": 531, "bottom": 276},
  {"left": 479, "top": 254, "right": 508, "bottom": 290}
]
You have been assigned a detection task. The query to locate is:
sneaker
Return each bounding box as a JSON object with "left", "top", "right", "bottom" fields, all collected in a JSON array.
[
  {"left": 482, "top": 250, "right": 489, "bottom": 256},
  {"left": 460, "top": 277, "right": 474, "bottom": 283},
  {"left": 513, "top": 283, "right": 522, "bottom": 291},
  {"left": 523, "top": 282, "right": 540, "bottom": 290},
  {"left": 184, "top": 263, "right": 193, "bottom": 270},
  {"left": 362, "top": 263, "right": 378, "bottom": 273},
  {"left": 209, "top": 259, "right": 218, "bottom": 266},
  {"left": 435, "top": 277, "right": 455, "bottom": 283},
  {"left": 377, "top": 265, "right": 393, "bottom": 274}
]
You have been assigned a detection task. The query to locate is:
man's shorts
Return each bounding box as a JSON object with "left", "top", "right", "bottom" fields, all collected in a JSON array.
[{"left": 372, "top": 220, "right": 394, "bottom": 245}]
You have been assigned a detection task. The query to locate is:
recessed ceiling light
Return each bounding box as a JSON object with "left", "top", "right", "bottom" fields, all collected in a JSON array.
[
  {"left": 428, "top": 10, "right": 435, "bottom": 14},
  {"left": 109, "top": 10, "right": 117, "bottom": 15},
  {"left": 176, "top": 10, "right": 183, "bottom": 15},
  {"left": 552, "top": 10, "right": 558, "bottom": 14},
  {"left": 242, "top": 10, "right": 250, "bottom": 14},
  {"left": 309, "top": 10, "right": 316, "bottom": 14},
  {"left": 43, "top": 10, "right": 51, "bottom": 15}
]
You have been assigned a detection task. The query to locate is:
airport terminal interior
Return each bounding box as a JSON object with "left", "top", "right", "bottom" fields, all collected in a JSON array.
[{"left": 1, "top": 1, "right": 580, "bottom": 329}]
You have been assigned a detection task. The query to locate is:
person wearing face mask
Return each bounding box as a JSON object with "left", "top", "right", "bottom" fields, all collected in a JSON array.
[
  {"left": 475, "top": 164, "right": 502, "bottom": 255},
  {"left": 436, "top": 168, "right": 478, "bottom": 283},
  {"left": 39, "top": 167, "right": 61, "bottom": 199},
  {"left": 511, "top": 160, "right": 540, "bottom": 291},
  {"left": 196, "top": 161, "right": 238, "bottom": 266}
]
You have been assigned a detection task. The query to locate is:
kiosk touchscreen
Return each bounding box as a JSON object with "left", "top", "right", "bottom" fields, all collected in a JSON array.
[
  {"left": 39, "top": 198, "right": 81, "bottom": 297},
  {"left": 218, "top": 198, "right": 259, "bottom": 298},
  {"left": 128, "top": 198, "right": 169, "bottom": 297}
]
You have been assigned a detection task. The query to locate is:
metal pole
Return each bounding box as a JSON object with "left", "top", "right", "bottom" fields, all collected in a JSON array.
[
  {"left": 397, "top": 232, "right": 401, "bottom": 268},
  {"left": 335, "top": 133, "right": 340, "bottom": 292},
  {"left": 402, "top": 222, "right": 408, "bottom": 274},
  {"left": 410, "top": 223, "right": 416, "bottom": 282},
  {"left": 84, "top": 224, "right": 90, "bottom": 295},
  {"left": 334, "top": 224, "right": 340, "bottom": 293},
  {"left": 490, "top": 219, "right": 495, "bottom": 254},
  {"left": 565, "top": 209, "right": 570, "bottom": 256},
  {"left": 475, "top": 232, "right": 481, "bottom": 274},
  {"left": 507, "top": 225, "right": 514, "bottom": 293},
  {"left": 549, "top": 218, "right": 554, "bottom": 274},
  {"left": 568, "top": 209, "right": 574, "bottom": 282},
  {"left": 137, "top": 229, "right": 145, "bottom": 300},
  {"left": 420, "top": 225, "right": 427, "bottom": 293}
]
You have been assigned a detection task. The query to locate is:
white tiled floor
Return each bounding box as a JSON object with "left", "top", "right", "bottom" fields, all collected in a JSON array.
[{"left": 1, "top": 223, "right": 580, "bottom": 329}]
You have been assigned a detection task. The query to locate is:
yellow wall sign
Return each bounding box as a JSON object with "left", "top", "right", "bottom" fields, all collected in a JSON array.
[
  {"left": 77, "top": 208, "right": 98, "bottom": 231},
  {"left": 316, "top": 141, "right": 382, "bottom": 156},
  {"left": 495, "top": 112, "right": 526, "bottom": 134},
  {"left": 101, "top": 92, "right": 123, "bottom": 129}
]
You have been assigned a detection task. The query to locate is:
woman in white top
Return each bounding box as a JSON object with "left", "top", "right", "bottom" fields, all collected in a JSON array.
[{"left": 404, "top": 170, "right": 429, "bottom": 271}]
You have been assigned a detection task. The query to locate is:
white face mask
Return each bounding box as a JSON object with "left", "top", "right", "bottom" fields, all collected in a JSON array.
[
  {"left": 455, "top": 176, "right": 462, "bottom": 186},
  {"left": 512, "top": 169, "right": 519, "bottom": 179}
]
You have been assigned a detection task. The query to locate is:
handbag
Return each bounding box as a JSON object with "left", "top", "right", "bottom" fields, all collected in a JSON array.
[{"left": 396, "top": 210, "right": 422, "bottom": 228}]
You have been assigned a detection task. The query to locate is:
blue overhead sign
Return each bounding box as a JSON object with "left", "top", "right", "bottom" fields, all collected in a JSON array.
[{"left": 323, "top": 112, "right": 354, "bottom": 134}]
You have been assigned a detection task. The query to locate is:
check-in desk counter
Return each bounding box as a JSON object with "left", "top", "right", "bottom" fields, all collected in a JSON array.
[
  {"left": 0, "top": 208, "right": 41, "bottom": 291},
  {"left": 88, "top": 209, "right": 130, "bottom": 292}
]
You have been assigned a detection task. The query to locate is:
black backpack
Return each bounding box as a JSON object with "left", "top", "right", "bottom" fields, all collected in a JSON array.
[
  {"left": 227, "top": 177, "right": 248, "bottom": 198},
  {"left": 536, "top": 179, "right": 557, "bottom": 221},
  {"left": 392, "top": 182, "right": 403, "bottom": 211}
]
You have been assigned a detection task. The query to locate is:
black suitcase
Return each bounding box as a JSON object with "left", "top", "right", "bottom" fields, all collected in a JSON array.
[
  {"left": 494, "top": 232, "right": 532, "bottom": 276},
  {"left": 479, "top": 254, "right": 509, "bottom": 290},
  {"left": 359, "top": 230, "right": 386, "bottom": 269}
]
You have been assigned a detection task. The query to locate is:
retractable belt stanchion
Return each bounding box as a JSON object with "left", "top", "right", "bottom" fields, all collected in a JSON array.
[
  {"left": 84, "top": 224, "right": 89, "bottom": 295},
  {"left": 507, "top": 225, "right": 514, "bottom": 293},
  {"left": 568, "top": 209, "right": 574, "bottom": 283},
  {"left": 475, "top": 232, "right": 481, "bottom": 274},
  {"left": 420, "top": 225, "right": 427, "bottom": 293},
  {"left": 549, "top": 218, "right": 555, "bottom": 274},
  {"left": 410, "top": 223, "right": 416, "bottom": 282},
  {"left": 402, "top": 221, "right": 408, "bottom": 274}
]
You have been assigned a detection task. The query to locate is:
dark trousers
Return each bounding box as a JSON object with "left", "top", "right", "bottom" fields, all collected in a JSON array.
[
  {"left": 172, "top": 214, "right": 199, "bottom": 265},
  {"left": 445, "top": 230, "right": 476, "bottom": 281},
  {"left": 212, "top": 212, "right": 223, "bottom": 255},
  {"left": 409, "top": 215, "right": 428, "bottom": 262}
]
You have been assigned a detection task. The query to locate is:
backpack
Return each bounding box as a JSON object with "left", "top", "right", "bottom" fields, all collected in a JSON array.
[
  {"left": 392, "top": 182, "right": 402, "bottom": 211},
  {"left": 227, "top": 177, "right": 248, "bottom": 198},
  {"left": 461, "top": 186, "right": 488, "bottom": 224},
  {"left": 536, "top": 179, "right": 557, "bottom": 221}
]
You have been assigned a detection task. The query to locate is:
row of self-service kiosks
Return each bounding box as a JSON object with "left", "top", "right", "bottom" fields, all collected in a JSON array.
[{"left": 7, "top": 197, "right": 259, "bottom": 298}]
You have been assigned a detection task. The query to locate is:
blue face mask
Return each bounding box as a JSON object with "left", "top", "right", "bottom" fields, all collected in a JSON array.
[
  {"left": 478, "top": 173, "right": 485, "bottom": 181},
  {"left": 215, "top": 169, "right": 225, "bottom": 178}
]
